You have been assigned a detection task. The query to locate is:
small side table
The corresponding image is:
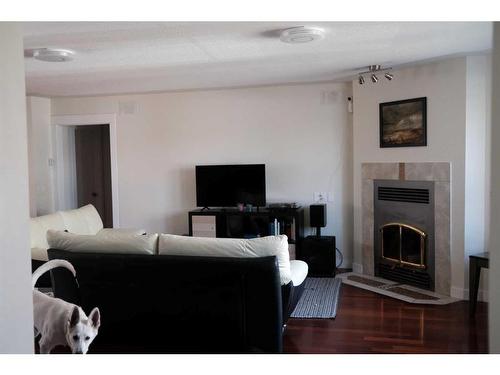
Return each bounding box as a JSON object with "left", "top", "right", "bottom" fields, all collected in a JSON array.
[{"left": 469, "top": 252, "right": 489, "bottom": 316}]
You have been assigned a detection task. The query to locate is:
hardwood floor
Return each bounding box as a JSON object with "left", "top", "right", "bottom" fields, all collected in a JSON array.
[
  {"left": 35, "top": 283, "right": 488, "bottom": 354},
  {"left": 284, "top": 284, "right": 488, "bottom": 353}
]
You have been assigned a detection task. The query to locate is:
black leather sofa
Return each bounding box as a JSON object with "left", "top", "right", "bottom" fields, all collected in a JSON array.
[{"left": 47, "top": 249, "right": 289, "bottom": 353}]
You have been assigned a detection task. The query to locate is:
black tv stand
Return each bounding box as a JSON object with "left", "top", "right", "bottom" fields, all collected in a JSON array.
[{"left": 188, "top": 207, "right": 304, "bottom": 254}]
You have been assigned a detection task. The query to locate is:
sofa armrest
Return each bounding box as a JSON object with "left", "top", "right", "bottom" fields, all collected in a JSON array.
[
  {"left": 281, "top": 260, "right": 308, "bottom": 324},
  {"left": 290, "top": 260, "right": 308, "bottom": 286}
]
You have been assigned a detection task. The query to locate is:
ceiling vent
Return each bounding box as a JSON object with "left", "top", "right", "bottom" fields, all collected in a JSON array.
[
  {"left": 279, "top": 26, "right": 325, "bottom": 44},
  {"left": 33, "top": 48, "right": 75, "bottom": 62}
]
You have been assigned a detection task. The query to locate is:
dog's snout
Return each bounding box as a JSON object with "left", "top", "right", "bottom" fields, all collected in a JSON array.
[{"left": 74, "top": 350, "right": 83, "bottom": 354}]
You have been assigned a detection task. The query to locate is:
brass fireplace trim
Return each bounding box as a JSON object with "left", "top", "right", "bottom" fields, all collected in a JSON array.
[{"left": 380, "top": 222, "right": 426, "bottom": 269}]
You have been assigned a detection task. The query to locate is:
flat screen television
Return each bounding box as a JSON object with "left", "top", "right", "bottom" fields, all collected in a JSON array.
[{"left": 196, "top": 164, "right": 266, "bottom": 208}]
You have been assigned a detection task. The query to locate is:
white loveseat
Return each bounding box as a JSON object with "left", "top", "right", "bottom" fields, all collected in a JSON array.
[
  {"left": 30, "top": 204, "right": 152, "bottom": 261},
  {"left": 30, "top": 204, "right": 105, "bottom": 261}
]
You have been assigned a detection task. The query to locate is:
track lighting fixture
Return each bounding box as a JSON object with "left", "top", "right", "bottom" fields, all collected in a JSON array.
[{"left": 357, "top": 65, "right": 394, "bottom": 85}]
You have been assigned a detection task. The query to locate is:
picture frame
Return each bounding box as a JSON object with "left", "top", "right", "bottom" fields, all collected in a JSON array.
[{"left": 379, "top": 97, "right": 427, "bottom": 148}]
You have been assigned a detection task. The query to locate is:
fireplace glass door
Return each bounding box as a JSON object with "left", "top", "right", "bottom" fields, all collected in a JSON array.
[{"left": 380, "top": 223, "right": 426, "bottom": 269}]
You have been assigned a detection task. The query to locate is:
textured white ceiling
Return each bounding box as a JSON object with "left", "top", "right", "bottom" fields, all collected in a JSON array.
[{"left": 22, "top": 22, "right": 493, "bottom": 97}]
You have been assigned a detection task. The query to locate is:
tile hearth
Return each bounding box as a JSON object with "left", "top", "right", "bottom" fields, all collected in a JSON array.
[{"left": 337, "top": 272, "right": 457, "bottom": 305}]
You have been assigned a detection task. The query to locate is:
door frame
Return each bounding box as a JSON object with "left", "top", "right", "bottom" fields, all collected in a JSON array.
[{"left": 52, "top": 114, "right": 120, "bottom": 227}]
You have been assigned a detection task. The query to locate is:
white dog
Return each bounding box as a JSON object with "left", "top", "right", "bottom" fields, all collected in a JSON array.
[{"left": 33, "top": 259, "right": 100, "bottom": 354}]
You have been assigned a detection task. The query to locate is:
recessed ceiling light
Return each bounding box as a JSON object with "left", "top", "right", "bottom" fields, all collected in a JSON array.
[
  {"left": 280, "top": 26, "right": 325, "bottom": 44},
  {"left": 33, "top": 48, "right": 75, "bottom": 62}
]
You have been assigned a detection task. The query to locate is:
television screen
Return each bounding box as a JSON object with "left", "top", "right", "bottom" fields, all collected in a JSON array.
[{"left": 196, "top": 164, "right": 266, "bottom": 207}]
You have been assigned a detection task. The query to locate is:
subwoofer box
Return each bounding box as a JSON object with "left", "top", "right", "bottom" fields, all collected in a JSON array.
[{"left": 299, "top": 235, "right": 336, "bottom": 277}]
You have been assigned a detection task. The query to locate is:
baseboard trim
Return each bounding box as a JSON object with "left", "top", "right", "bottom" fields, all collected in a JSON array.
[{"left": 451, "top": 286, "right": 489, "bottom": 302}]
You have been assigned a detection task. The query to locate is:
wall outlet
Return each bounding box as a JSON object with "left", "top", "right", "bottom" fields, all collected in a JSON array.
[{"left": 314, "top": 192, "right": 328, "bottom": 203}]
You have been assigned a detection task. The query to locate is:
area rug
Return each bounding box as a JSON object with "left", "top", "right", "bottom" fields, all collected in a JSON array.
[
  {"left": 290, "top": 277, "right": 342, "bottom": 319},
  {"left": 337, "top": 272, "right": 458, "bottom": 305}
]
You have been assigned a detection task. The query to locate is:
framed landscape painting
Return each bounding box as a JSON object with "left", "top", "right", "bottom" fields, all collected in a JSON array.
[{"left": 379, "top": 97, "right": 427, "bottom": 148}]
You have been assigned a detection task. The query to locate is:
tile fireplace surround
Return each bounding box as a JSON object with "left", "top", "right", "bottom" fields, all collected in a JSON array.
[{"left": 361, "top": 162, "right": 451, "bottom": 295}]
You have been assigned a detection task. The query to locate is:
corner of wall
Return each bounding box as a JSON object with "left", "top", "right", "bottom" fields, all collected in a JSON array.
[
  {"left": 26, "top": 95, "right": 54, "bottom": 216},
  {"left": 352, "top": 262, "right": 363, "bottom": 274},
  {"left": 489, "top": 22, "right": 500, "bottom": 354},
  {"left": 464, "top": 53, "right": 492, "bottom": 296}
]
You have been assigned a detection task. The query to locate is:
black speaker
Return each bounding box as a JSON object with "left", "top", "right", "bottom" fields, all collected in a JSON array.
[
  {"left": 310, "top": 204, "right": 327, "bottom": 228},
  {"left": 299, "top": 236, "right": 336, "bottom": 277}
]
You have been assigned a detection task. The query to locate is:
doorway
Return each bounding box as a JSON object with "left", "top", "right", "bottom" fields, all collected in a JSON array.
[
  {"left": 52, "top": 114, "right": 119, "bottom": 227},
  {"left": 74, "top": 124, "right": 113, "bottom": 227}
]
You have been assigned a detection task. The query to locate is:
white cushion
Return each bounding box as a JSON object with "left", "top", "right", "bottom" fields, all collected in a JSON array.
[
  {"left": 47, "top": 230, "right": 158, "bottom": 255},
  {"left": 30, "top": 212, "right": 66, "bottom": 261},
  {"left": 59, "top": 204, "right": 104, "bottom": 235},
  {"left": 32, "top": 247, "right": 50, "bottom": 262},
  {"left": 159, "top": 234, "right": 291, "bottom": 285},
  {"left": 97, "top": 228, "right": 146, "bottom": 236},
  {"left": 290, "top": 260, "right": 308, "bottom": 286}
]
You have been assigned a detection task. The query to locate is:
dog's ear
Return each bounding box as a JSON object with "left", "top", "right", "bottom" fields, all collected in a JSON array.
[
  {"left": 89, "top": 307, "right": 100, "bottom": 328},
  {"left": 69, "top": 306, "right": 80, "bottom": 328}
]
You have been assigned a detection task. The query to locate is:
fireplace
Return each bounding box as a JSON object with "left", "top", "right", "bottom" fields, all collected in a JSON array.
[{"left": 374, "top": 179, "right": 435, "bottom": 290}]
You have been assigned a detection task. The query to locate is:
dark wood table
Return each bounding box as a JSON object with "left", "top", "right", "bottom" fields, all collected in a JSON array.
[{"left": 469, "top": 252, "right": 489, "bottom": 316}]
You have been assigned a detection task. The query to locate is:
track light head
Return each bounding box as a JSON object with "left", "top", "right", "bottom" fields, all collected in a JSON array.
[{"left": 357, "top": 65, "right": 393, "bottom": 85}]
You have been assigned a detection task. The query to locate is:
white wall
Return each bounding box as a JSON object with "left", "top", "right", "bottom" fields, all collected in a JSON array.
[
  {"left": 26, "top": 98, "right": 36, "bottom": 217},
  {"left": 50, "top": 82, "right": 354, "bottom": 265},
  {"left": 54, "top": 125, "right": 78, "bottom": 211},
  {"left": 489, "top": 22, "right": 500, "bottom": 354},
  {"left": 26, "top": 96, "right": 54, "bottom": 216},
  {"left": 465, "top": 55, "right": 492, "bottom": 299},
  {"left": 0, "top": 23, "right": 34, "bottom": 354},
  {"left": 353, "top": 56, "right": 492, "bottom": 298}
]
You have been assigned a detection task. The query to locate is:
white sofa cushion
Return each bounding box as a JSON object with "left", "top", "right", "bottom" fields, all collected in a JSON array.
[
  {"left": 59, "top": 204, "right": 104, "bottom": 235},
  {"left": 97, "top": 228, "right": 147, "bottom": 236},
  {"left": 290, "top": 260, "right": 308, "bottom": 286},
  {"left": 30, "top": 212, "right": 66, "bottom": 261},
  {"left": 47, "top": 230, "right": 158, "bottom": 255},
  {"left": 31, "top": 247, "right": 50, "bottom": 262},
  {"left": 159, "top": 234, "right": 291, "bottom": 285}
]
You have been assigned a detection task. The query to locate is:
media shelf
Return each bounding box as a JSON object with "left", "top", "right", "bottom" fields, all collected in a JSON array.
[{"left": 188, "top": 207, "right": 304, "bottom": 254}]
